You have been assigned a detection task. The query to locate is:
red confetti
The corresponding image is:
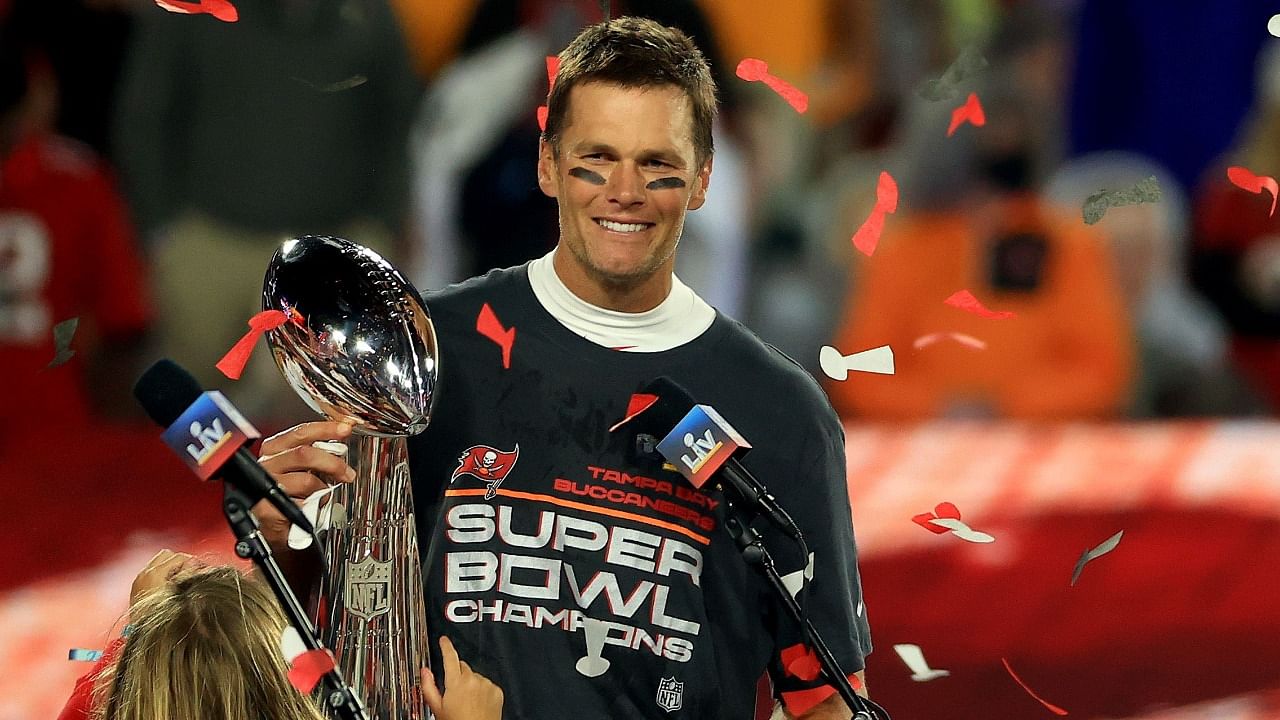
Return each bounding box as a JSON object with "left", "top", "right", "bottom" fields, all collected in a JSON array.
[
  {"left": 780, "top": 643, "right": 822, "bottom": 682},
  {"left": 912, "top": 501, "right": 962, "bottom": 534},
  {"left": 545, "top": 56, "right": 560, "bottom": 88},
  {"left": 946, "top": 92, "right": 986, "bottom": 137},
  {"left": 287, "top": 648, "right": 336, "bottom": 694},
  {"left": 944, "top": 290, "right": 1016, "bottom": 319},
  {"left": 217, "top": 308, "right": 304, "bottom": 380},
  {"left": 735, "top": 58, "right": 808, "bottom": 113},
  {"left": 851, "top": 171, "right": 899, "bottom": 256},
  {"left": 1002, "top": 658, "right": 1069, "bottom": 715},
  {"left": 851, "top": 214, "right": 885, "bottom": 257},
  {"left": 536, "top": 55, "right": 560, "bottom": 132},
  {"left": 476, "top": 303, "right": 515, "bottom": 369},
  {"left": 154, "top": 0, "right": 238, "bottom": 22},
  {"left": 1226, "top": 165, "right": 1279, "bottom": 217},
  {"left": 608, "top": 393, "right": 659, "bottom": 432}
]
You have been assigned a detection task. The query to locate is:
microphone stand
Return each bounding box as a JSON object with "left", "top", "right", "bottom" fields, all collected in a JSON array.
[
  {"left": 720, "top": 499, "right": 890, "bottom": 720},
  {"left": 222, "top": 483, "right": 369, "bottom": 720}
]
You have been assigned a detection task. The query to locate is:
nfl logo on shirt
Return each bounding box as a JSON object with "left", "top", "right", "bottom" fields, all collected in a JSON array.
[{"left": 655, "top": 677, "right": 684, "bottom": 713}]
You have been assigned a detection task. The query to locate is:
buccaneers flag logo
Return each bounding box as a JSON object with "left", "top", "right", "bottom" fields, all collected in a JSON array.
[{"left": 451, "top": 444, "right": 520, "bottom": 499}]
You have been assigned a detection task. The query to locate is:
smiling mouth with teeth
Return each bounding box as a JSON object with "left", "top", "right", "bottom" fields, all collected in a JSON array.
[{"left": 595, "top": 219, "right": 654, "bottom": 233}]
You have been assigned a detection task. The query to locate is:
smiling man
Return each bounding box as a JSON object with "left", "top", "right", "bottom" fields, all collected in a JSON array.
[
  {"left": 254, "top": 17, "right": 873, "bottom": 720},
  {"left": 540, "top": 78, "right": 712, "bottom": 313}
]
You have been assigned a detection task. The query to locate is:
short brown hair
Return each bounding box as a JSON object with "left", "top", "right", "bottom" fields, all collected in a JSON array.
[{"left": 543, "top": 16, "right": 718, "bottom": 165}]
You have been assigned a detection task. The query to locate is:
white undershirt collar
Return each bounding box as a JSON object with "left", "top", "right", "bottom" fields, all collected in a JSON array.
[{"left": 527, "top": 249, "right": 716, "bottom": 352}]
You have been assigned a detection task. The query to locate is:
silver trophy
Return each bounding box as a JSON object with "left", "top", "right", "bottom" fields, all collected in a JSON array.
[{"left": 263, "top": 235, "right": 438, "bottom": 719}]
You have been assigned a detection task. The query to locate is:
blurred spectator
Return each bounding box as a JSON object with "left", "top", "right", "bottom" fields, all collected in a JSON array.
[
  {"left": 750, "top": 3, "right": 1072, "bottom": 372},
  {"left": 1046, "top": 152, "right": 1262, "bottom": 417},
  {"left": 390, "top": 0, "right": 477, "bottom": 81},
  {"left": 725, "top": 0, "right": 883, "bottom": 365},
  {"left": 1191, "top": 44, "right": 1280, "bottom": 413},
  {"left": 409, "top": 0, "right": 752, "bottom": 317},
  {"left": 2, "top": 0, "right": 133, "bottom": 155},
  {"left": 113, "top": 0, "right": 421, "bottom": 419},
  {"left": 0, "top": 29, "right": 151, "bottom": 435},
  {"left": 825, "top": 89, "right": 1135, "bottom": 421}
]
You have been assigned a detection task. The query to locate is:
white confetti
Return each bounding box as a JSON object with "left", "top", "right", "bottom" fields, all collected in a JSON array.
[
  {"left": 929, "top": 517, "right": 995, "bottom": 543},
  {"left": 279, "top": 625, "right": 306, "bottom": 663},
  {"left": 1071, "top": 530, "right": 1124, "bottom": 586},
  {"left": 1269, "top": 14, "right": 1280, "bottom": 37},
  {"left": 780, "top": 552, "right": 815, "bottom": 599},
  {"left": 311, "top": 440, "right": 348, "bottom": 456},
  {"left": 287, "top": 485, "right": 339, "bottom": 550},
  {"left": 912, "top": 332, "right": 987, "bottom": 351},
  {"left": 819, "top": 345, "right": 895, "bottom": 381},
  {"left": 893, "top": 643, "right": 951, "bottom": 682}
]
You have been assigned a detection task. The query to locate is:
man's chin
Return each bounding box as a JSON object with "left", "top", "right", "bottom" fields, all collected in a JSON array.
[
  {"left": 589, "top": 265, "right": 650, "bottom": 290},
  {"left": 580, "top": 251, "right": 654, "bottom": 284}
]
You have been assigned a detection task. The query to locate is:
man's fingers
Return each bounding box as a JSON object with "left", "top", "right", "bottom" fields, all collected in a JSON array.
[
  {"left": 251, "top": 472, "right": 326, "bottom": 534},
  {"left": 260, "top": 445, "right": 356, "bottom": 484},
  {"left": 438, "top": 635, "right": 462, "bottom": 686},
  {"left": 274, "top": 471, "right": 331, "bottom": 500},
  {"left": 259, "top": 421, "right": 352, "bottom": 457}
]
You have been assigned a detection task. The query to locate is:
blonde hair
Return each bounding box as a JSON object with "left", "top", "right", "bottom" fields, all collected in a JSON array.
[{"left": 94, "top": 565, "right": 327, "bottom": 720}]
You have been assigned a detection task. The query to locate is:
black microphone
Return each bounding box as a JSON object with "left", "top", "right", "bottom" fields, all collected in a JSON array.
[
  {"left": 637, "top": 376, "right": 802, "bottom": 540},
  {"left": 133, "top": 358, "right": 314, "bottom": 534}
]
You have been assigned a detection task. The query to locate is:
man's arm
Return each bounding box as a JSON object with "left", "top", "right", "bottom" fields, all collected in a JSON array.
[{"left": 791, "top": 670, "right": 868, "bottom": 720}]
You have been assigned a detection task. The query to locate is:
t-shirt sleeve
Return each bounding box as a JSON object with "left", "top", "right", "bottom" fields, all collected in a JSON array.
[{"left": 759, "top": 404, "right": 872, "bottom": 717}]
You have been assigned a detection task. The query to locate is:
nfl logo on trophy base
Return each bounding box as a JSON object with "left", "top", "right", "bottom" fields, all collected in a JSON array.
[{"left": 345, "top": 556, "right": 392, "bottom": 621}]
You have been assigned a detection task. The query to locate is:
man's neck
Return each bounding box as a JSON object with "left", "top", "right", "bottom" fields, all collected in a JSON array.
[{"left": 552, "top": 249, "right": 673, "bottom": 313}]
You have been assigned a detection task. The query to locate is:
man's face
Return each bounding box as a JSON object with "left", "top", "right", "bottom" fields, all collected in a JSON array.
[{"left": 537, "top": 82, "right": 711, "bottom": 300}]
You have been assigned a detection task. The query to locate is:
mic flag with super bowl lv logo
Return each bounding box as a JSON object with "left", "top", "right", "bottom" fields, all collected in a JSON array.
[
  {"left": 655, "top": 405, "right": 751, "bottom": 489},
  {"left": 451, "top": 444, "right": 520, "bottom": 499},
  {"left": 160, "top": 391, "right": 260, "bottom": 480}
]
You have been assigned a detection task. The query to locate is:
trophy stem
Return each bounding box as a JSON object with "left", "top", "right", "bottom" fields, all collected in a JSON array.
[{"left": 316, "top": 434, "right": 429, "bottom": 719}]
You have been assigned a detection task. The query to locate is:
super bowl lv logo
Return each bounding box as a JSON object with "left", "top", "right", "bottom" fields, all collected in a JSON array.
[
  {"left": 452, "top": 444, "right": 519, "bottom": 500},
  {"left": 185, "top": 418, "right": 231, "bottom": 465}
]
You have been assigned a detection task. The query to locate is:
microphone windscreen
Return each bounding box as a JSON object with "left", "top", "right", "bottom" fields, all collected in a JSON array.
[
  {"left": 133, "top": 358, "right": 205, "bottom": 427},
  {"left": 633, "top": 376, "right": 699, "bottom": 433}
]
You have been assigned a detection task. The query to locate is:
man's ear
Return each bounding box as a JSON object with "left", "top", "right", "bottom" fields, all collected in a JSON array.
[
  {"left": 537, "top": 138, "right": 559, "bottom": 199},
  {"left": 686, "top": 156, "right": 713, "bottom": 210}
]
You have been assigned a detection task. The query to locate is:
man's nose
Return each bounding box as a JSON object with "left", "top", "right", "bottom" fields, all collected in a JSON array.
[{"left": 606, "top": 163, "right": 646, "bottom": 206}]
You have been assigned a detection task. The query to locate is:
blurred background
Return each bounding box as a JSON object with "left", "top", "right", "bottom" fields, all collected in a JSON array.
[{"left": 2, "top": 0, "right": 1279, "bottom": 718}]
